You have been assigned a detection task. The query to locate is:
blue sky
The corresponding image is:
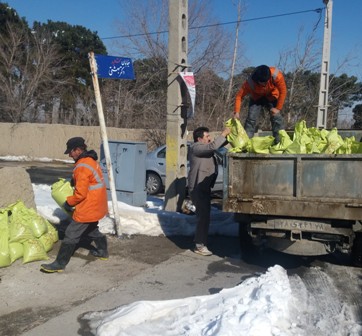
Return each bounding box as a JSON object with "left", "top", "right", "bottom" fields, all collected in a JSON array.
[{"left": 2, "top": 0, "right": 362, "bottom": 80}]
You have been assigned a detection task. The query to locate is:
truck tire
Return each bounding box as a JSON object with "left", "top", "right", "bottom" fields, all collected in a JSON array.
[
  {"left": 352, "top": 232, "right": 362, "bottom": 267},
  {"left": 239, "top": 222, "right": 256, "bottom": 258}
]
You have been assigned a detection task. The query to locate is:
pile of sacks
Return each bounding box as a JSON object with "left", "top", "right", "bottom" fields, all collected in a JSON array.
[
  {"left": 0, "top": 200, "right": 58, "bottom": 268},
  {"left": 225, "top": 119, "right": 362, "bottom": 154}
]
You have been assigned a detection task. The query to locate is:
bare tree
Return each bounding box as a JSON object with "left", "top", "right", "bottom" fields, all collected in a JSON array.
[
  {"left": 0, "top": 22, "right": 66, "bottom": 123},
  {"left": 110, "top": 0, "right": 235, "bottom": 132},
  {"left": 275, "top": 27, "right": 321, "bottom": 129}
]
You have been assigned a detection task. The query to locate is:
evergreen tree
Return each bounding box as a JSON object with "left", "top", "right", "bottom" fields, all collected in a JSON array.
[{"left": 352, "top": 104, "right": 362, "bottom": 129}]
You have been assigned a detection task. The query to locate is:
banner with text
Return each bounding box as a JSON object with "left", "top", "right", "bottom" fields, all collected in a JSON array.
[{"left": 179, "top": 72, "right": 196, "bottom": 118}]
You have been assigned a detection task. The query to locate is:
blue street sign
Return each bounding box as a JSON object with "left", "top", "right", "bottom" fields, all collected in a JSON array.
[{"left": 94, "top": 54, "right": 135, "bottom": 79}]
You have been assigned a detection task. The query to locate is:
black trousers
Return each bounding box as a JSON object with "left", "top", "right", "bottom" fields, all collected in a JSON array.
[
  {"left": 244, "top": 98, "right": 284, "bottom": 143},
  {"left": 62, "top": 220, "right": 104, "bottom": 245},
  {"left": 191, "top": 186, "right": 211, "bottom": 245}
]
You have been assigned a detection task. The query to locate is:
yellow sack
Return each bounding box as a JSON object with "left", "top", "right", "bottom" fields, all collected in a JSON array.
[
  {"left": 39, "top": 232, "right": 54, "bottom": 252},
  {"left": 322, "top": 128, "right": 344, "bottom": 154},
  {"left": 304, "top": 127, "right": 327, "bottom": 153},
  {"left": 225, "top": 118, "right": 249, "bottom": 151},
  {"left": 9, "top": 242, "right": 23, "bottom": 264},
  {"left": 8, "top": 202, "right": 35, "bottom": 243},
  {"left": 249, "top": 136, "right": 275, "bottom": 154},
  {"left": 46, "top": 221, "right": 59, "bottom": 243},
  {"left": 23, "top": 238, "right": 48, "bottom": 264},
  {"left": 8, "top": 219, "right": 34, "bottom": 243},
  {"left": 0, "top": 210, "right": 11, "bottom": 268},
  {"left": 270, "top": 130, "right": 293, "bottom": 154},
  {"left": 29, "top": 209, "right": 48, "bottom": 238},
  {"left": 51, "top": 178, "right": 74, "bottom": 215}
]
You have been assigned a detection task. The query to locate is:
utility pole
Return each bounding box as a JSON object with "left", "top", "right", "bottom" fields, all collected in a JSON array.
[
  {"left": 164, "top": 0, "right": 188, "bottom": 212},
  {"left": 316, "top": 0, "right": 333, "bottom": 129}
]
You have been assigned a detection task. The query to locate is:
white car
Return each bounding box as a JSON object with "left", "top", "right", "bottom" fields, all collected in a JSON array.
[{"left": 145, "top": 143, "right": 225, "bottom": 195}]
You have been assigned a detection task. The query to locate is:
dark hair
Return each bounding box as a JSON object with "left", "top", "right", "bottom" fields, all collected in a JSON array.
[
  {"left": 251, "top": 65, "right": 271, "bottom": 83},
  {"left": 193, "top": 127, "right": 209, "bottom": 142}
]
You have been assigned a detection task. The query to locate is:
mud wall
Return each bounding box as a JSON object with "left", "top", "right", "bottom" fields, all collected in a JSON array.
[
  {"left": 0, "top": 167, "right": 35, "bottom": 209},
  {"left": 0, "top": 123, "right": 149, "bottom": 161}
]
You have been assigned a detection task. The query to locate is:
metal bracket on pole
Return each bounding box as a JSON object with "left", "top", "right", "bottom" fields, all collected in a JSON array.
[{"left": 88, "top": 52, "right": 122, "bottom": 237}]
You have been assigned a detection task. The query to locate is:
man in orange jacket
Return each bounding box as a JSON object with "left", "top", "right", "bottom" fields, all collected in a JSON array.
[
  {"left": 233, "top": 65, "right": 287, "bottom": 144},
  {"left": 41, "top": 137, "right": 109, "bottom": 273}
]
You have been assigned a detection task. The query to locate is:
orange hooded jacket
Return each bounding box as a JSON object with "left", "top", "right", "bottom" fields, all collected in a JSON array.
[
  {"left": 234, "top": 66, "right": 287, "bottom": 112},
  {"left": 66, "top": 151, "right": 108, "bottom": 223}
]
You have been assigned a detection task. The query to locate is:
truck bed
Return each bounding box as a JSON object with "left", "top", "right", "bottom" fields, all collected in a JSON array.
[{"left": 223, "top": 153, "right": 362, "bottom": 221}]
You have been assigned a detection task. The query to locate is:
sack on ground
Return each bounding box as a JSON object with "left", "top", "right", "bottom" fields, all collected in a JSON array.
[
  {"left": 9, "top": 242, "right": 23, "bottom": 264},
  {"left": 0, "top": 210, "right": 11, "bottom": 267},
  {"left": 23, "top": 238, "right": 48, "bottom": 264}
]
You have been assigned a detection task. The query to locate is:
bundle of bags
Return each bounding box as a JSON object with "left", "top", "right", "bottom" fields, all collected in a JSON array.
[
  {"left": 225, "top": 119, "right": 362, "bottom": 154},
  {"left": 0, "top": 200, "right": 58, "bottom": 268}
]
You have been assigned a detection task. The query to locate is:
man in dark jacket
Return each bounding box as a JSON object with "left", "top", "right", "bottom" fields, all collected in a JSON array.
[{"left": 188, "top": 126, "right": 230, "bottom": 256}]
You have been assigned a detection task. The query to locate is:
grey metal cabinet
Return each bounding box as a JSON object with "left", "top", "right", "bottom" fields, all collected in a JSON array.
[{"left": 100, "top": 141, "right": 147, "bottom": 206}]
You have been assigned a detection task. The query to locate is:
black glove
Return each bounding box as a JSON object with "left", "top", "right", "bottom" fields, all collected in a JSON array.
[{"left": 63, "top": 201, "right": 74, "bottom": 212}]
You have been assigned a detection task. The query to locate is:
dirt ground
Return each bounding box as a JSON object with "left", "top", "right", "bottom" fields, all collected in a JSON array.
[{"left": 0, "top": 232, "right": 194, "bottom": 336}]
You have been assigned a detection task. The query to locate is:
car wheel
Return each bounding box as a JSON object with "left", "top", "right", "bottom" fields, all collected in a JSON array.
[{"left": 146, "top": 172, "right": 162, "bottom": 195}]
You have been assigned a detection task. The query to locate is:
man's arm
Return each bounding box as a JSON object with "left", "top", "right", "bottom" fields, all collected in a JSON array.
[
  {"left": 233, "top": 81, "right": 250, "bottom": 119},
  {"left": 193, "top": 128, "right": 230, "bottom": 157},
  {"left": 274, "top": 73, "right": 287, "bottom": 111}
]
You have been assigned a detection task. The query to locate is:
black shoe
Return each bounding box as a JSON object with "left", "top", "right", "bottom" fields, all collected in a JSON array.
[
  {"left": 41, "top": 243, "right": 75, "bottom": 273},
  {"left": 91, "top": 236, "right": 109, "bottom": 260},
  {"left": 40, "top": 260, "right": 66, "bottom": 273},
  {"left": 90, "top": 249, "right": 109, "bottom": 260}
]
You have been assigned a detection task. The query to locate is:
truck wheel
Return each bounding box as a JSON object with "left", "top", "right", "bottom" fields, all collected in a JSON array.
[
  {"left": 352, "top": 232, "right": 362, "bottom": 267},
  {"left": 239, "top": 222, "right": 255, "bottom": 257}
]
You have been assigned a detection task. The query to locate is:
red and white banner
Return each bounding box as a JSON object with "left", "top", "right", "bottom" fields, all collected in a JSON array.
[{"left": 179, "top": 72, "right": 196, "bottom": 118}]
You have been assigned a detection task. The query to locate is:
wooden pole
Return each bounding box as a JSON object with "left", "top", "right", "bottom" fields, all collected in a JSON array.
[{"left": 88, "top": 51, "right": 122, "bottom": 237}]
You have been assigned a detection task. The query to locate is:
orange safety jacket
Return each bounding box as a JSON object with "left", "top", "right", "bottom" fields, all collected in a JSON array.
[
  {"left": 234, "top": 67, "right": 287, "bottom": 113},
  {"left": 67, "top": 152, "right": 108, "bottom": 223}
]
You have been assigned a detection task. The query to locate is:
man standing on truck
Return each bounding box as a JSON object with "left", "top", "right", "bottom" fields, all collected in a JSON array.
[
  {"left": 188, "top": 126, "right": 230, "bottom": 256},
  {"left": 233, "top": 65, "right": 287, "bottom": 144}
]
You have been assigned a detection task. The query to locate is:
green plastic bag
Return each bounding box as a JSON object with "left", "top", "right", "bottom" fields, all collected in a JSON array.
[
  {"left": 46, "top": 221, "right": 59, "bottom": 243},
  {"left": 225, "top": 118, "right": 249, "bottom": 151},
  {"left": 51, "top": 178, "right": 74, "bottom": 215},
  {"left": 9, "top": 242, "right": 23, "bottom": 264},
  {"left": 23, "top": 238, "right": 49, "bottom": 264},
  {"left": 0, "top": 210, "right": 11, "bottom": 268},
  {"left": 8, "top": 218, "right": 34, "bottom": 243},
  {"left": 249, "top": 136, "right": 275, "bottom": 154},
  {"left": 322, "top": 128, "right": 344, "bottom": 154},
  {"left": 270, "top": 130, "right": 293, "bottom": 154},
  {"left": 8, "top": 202, "right": 35, "bottom": 243},
  {"left": 304, "top": 127, "right": 327, "bottom": 153},
  {"left": 26, "top": 208, "right": 48, "bottom": 238},
  {"left": 39, "top": 232, "right": 54, "bottom": 252}
]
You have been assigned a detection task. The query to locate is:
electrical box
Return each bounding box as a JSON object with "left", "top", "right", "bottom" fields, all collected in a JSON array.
[{"left": 100, "top": 141, "right": 147, "bottom": 207}]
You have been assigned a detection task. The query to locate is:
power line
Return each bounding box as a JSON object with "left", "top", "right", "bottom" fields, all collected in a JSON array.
[{"left": 100, "top": 7, "right": 324, "bottom": 41}]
